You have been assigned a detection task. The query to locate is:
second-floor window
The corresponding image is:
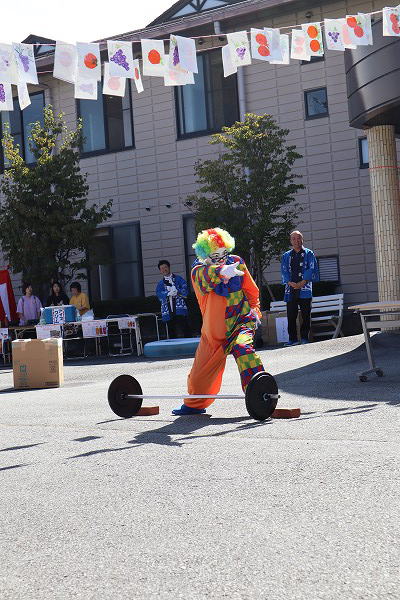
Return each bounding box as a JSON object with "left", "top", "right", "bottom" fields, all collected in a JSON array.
[
  {"left": 304, "top": 87, "right": 328, "bottom": 119},
  {"left": 175, "top": 50, "right": 239, "bottom": 138},
  {"left": 77, "top": 81, "right": 134, "bottom": 156},
  {"left": 0, "top": 91, "right": 45, "bottom": 169}
]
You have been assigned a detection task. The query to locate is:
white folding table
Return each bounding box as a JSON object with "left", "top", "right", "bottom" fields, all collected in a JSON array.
[{"left": 349, "top": 301, "right": 400, "bottom": 381}]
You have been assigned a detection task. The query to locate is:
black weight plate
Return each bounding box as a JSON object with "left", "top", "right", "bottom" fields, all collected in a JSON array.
[
  {"left": 245, "top": 371, "right": 278, "bottom": 421},
  {"left": 108, "top": 374, "right": 143, "bottom": 418}
]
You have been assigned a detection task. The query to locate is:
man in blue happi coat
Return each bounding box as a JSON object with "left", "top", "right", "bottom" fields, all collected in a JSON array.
[
  {"left": 281, "top": 231, "right": 319, "bottom": 346},
  {"left": 156, "top": 260, "right": 191, "bottom": 338}
]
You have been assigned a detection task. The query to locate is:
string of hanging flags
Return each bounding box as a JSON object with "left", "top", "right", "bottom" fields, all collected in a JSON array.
[{"left": 0, "top": 7, "right": 399, "bottom": 110}]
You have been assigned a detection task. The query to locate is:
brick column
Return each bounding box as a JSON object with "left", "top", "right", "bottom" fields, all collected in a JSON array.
[{"left": 367, "top": 125, "right": 400, "bottom": 302}]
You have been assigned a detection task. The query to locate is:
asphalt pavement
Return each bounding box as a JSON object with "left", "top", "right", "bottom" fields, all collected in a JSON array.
[{"left": 0, "top": 333, "right": 399, "bottom": 600}]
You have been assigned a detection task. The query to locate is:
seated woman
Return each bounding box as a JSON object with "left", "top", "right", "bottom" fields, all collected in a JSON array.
[
  {"left": 69, "top": 281, "right": 90, "bottom": 316},
  {"left": 16, "top": 282, "right": 42, "bottom": 326},
  {"left": 46, "top": 281, "right": 70, "bottom": 307}
]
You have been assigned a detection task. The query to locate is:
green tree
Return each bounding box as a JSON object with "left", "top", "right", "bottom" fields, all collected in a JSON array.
[
  {"left": 185, "top": 113, "right": 304, "bottom": 298},
  {"left": 0, "top": 105, "right": 112, "bottom": 299}
]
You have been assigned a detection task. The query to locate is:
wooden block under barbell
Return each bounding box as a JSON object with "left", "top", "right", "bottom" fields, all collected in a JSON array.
[
  {"left": 136, "top": 406, "right": 160, "bottom": 416},
  {"left": 271, "top": 407, "right": 301, "bottom": 419}
]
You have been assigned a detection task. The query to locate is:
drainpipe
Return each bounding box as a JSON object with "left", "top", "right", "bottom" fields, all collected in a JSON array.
[{"left": 214, "top": 20, "right": 247, "bottom": 120}]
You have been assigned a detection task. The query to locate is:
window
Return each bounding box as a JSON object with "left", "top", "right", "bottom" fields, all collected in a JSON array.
[
  {"left": 304, "top": 87, "right": 328, "bottom": 119},
  {"left": 0, "top": 91, "right": 45, "bottom": 169},
  {"left": 183, "top": 214, "right": 197, "bottom": 283},
  {"left": 77, "top": 81, "right": 134, "bottom": 156},
  {"left": 176, "top": 50, "right": 239, "bottom": 138},
  {"left": 359, "top": 137, "right": 369, "bottom": 168},
  {"left": 318, "top": 256, "right": 340, "bottom": 283},
  {"left": 89, "top": 223, "right": 143, "bottom": 301}
]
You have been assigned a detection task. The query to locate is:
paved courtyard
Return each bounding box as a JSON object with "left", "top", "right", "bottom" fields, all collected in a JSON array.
[{"left": 0, "top": 333, "right": 399, "bottom": 599}]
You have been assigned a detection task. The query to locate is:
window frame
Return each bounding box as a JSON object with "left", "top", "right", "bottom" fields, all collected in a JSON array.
[
  {"left": 76, "top": 80, "right": 135, "bottom": 158},
  {"left": 88, "top": 221, "right": 144, "bottom": 301},
  {"left": 358, "top": 137, "right": 369, "bottom": 169},
  {"left": 175, "top": 50, "right": 240, "bottom": 140},
  {"left": 304, "top": 87, "right": 329, "bottom": 120},
  {"left": 0, "top": 90, "right": 45, "bottom": 172}
]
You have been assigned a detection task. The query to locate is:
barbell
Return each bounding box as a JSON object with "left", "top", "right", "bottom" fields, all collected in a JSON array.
[{"left": 107, "top": 371, "right": 279, "bottom": 421}]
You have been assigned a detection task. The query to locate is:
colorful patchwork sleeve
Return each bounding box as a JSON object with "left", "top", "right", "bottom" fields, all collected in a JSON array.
[
  {"left": 241, "top": 263, "right": 261, "bottom": 314},
  {"left": 191, "top": 264, "right": 223, "bottom": 294}
]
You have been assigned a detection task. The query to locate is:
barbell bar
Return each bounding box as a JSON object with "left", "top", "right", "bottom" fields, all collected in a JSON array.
[{"left": 107, "top": 371, "right": 279, "bottom": 421}]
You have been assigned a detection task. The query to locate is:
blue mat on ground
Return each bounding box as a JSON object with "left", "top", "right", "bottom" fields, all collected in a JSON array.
[{"left": 144, "top": 337, "right": 200, "bottom": 358}]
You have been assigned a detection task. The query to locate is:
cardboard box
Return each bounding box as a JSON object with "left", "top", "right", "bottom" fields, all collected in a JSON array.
[
  {"left": 12, "top": 338, "right": 64, "bottom": 389},
  {"left": 261, "top": 310, "right": 301, "bottom": 345}
]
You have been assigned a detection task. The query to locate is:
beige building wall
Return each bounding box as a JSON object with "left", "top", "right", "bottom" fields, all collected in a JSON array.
[{"left": 3, "top": 0, "right": 394, "bottom": 306}]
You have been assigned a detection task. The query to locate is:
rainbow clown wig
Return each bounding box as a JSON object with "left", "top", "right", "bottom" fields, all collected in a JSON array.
[{"left": 192, "top": 227, "right": 235, "bottom": 261}]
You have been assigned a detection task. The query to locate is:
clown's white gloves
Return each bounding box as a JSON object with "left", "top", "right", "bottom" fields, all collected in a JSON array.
[
  {"left": 249, "top": 308, "right": 261, "bottom": 327},
  {"left": 167, "top": 286, "right": 178, "bottom": 297},
  {"left": 219, "top": 262, "right": 244, "bottom": 280}
]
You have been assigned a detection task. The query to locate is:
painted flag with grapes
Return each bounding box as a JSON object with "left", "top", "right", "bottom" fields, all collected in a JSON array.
[
  {"left": 324, "top": 19, "right": 345, "bottom": 51},
  {"left": 0, "top": 44, "right": 19, "bottom": 84},
  {"left": 107, "top": 40, "right": 135, "bottom": 78},
  {"left": 227, "top": 31, "right": 252, "bottom": 67},
  {"left": 12, "top": 43, "right": 38, "bottom": 85},
  {"left": 0, "top": 83, "right": 13, "bottom": 111},
  {"left": 169, "top": 35, "right": 198, "bottom": 73}
]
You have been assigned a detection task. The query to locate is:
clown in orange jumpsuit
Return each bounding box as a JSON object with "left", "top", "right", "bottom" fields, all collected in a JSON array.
[{"left": 172, "top": 228, "right": 265, "bottom": 416}]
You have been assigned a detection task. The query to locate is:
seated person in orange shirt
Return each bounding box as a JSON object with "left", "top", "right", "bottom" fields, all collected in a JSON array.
[{"left": 69, "top": 281, "right": 90, "bottom": 316}]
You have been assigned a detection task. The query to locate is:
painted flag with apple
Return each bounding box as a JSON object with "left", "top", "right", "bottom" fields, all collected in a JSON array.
[
  {"left": 132, "top": 59, "right": 144, "bottom": 93},
  {"left": 250, "top": 28, "right": 282, "bottom": 62},
  {"left": 382, "top": 7, "right": 400, "bottom": 36},
  {"left": 141, "top": 39, "right": 166, "bottom": 77},
  {"left": 54, "top": 41, "right": 77, "bottom": 83},
  {"left": 103, "top": 62, "right": 126, "bottom": 97},
  {"left": 345, "top": 14, "right": 373, "bottom": 46},
  {"left": 77, "top": 42, "right": 101, "bottom": 80}
]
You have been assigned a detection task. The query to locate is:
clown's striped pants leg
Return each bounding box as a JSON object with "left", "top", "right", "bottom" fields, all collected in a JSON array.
[{"left": 229, "top": 326, "right": 265, "bottom": 392}]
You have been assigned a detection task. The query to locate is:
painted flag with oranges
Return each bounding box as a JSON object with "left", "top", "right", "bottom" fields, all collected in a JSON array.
[{"left": 302, "top": 22, "right": 324, "bottom": 57}]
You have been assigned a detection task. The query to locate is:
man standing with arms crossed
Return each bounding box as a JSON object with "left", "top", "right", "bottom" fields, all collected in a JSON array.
[{"left": 281, "top": 230, "right": 319, "bottom": 346}]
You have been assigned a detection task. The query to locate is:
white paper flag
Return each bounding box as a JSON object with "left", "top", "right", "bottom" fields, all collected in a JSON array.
[
  {"left": 107, "top": 40, "right": 135, "bottom": 78},
  {"left": 0, "top": 44, "right": 18, "bottom": 84},
  {"left": 74, "top": 77, "right": 98, "bottom": 100},
  {"left": 227, "top": 31, "right": 252, "bottom": 67},
  {"left": 169, "top": 35, "right": 198, "bottom": 73},
  {"left": 17, "top": 82, "right": 31, "bottom": 110},
  {"left": 250, "top": 28, "right": 282, "bottom": 62},
  {"left": 164, "top": 66, "right": 194, "bottom": 86},
  {"left": 103, "top": 62, "right": 126, "bottom": 96},
  {"left": 132, "top": 59, "right": 143, "bottom": 93},
  {"left": 0, "top": 83, "right": 13, "bottom": 111},
  {"left": 346, "top": 14, "right": 373, "bottom": 46},
  {"left": 76, "top": 42, "right": 101, "bottom": 80},
  {"left": 12, "top": 43, "right": 38, "bottom": 85},
  {"left": 222, "top": 44, "right": 237, "bottom": 77},
  {"left": 302, "top": 22, "right": 324, "bottom": 56},
  {"left": 382, "top": 7, "right": 400, "bottom": 36},
  {"left": 290, "top": 29, "right": 310, "bottom": 61},
  {"left": 141, "top": 39, "right": 167, "bottom": 77},
  {"left": 324, "top": 19, "right": 345, "bottom": 50},
  {"left": 270, "top": 34, "right": 290, "bottom": 65},
  {"left": 340, "top": 18, "right": 357, "bottom": 49},
  {"left": 54, "top": 41, "right": 77, "bottom": 83}
]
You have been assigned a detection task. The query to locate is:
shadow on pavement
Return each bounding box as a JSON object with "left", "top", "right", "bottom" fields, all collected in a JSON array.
[
  {"left": 67, "top": 415, "right": 267, "bottom": 458},
  {"left": 0, "top": 443, "right": 46, "bottom": 452},
  {"left": 276, "top": 333, "right": 400, "bottom": 406}
]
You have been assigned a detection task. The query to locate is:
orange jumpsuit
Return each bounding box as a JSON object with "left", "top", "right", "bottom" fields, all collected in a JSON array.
[{"left": 185, "top": 255, "right": 264, "bottom": 410}]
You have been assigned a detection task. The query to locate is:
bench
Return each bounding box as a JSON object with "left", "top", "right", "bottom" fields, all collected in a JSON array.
[{"left": 269, "top": 294, "right": 344, "bottom": 339}]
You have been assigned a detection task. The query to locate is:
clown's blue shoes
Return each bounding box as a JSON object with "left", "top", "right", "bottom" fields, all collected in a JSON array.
[{"left": 172, "top": 404, "right": 206, "bottom": 415}]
